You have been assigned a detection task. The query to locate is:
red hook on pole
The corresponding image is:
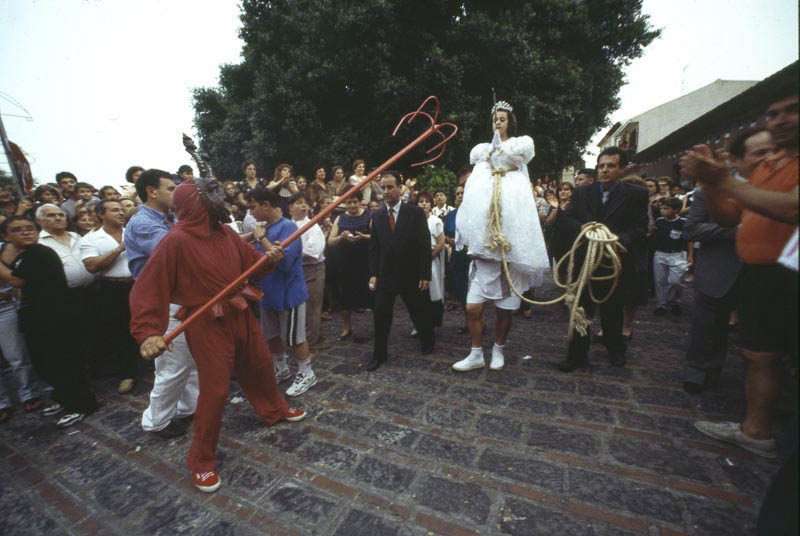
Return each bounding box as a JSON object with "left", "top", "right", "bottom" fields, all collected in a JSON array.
[{"left": 163, "top": 96, "right": 458, "bottom": 344}]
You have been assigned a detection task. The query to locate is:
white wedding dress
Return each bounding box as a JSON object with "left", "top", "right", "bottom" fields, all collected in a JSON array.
[{"left": 455, "top": 132, "right": 549, "bottom": 290}]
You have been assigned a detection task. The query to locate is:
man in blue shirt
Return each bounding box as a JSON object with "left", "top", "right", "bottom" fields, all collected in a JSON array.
[
  {"left": 246, "top": 188, "right": 316, "bottom": 397},
  {"left": 125, "top": 169, "right": 199, "bottom": 439}
]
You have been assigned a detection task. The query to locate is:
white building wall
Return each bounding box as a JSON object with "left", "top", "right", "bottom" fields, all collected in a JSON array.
[{"left": 634, "top": 80, "right": 756, "bottom": 152}]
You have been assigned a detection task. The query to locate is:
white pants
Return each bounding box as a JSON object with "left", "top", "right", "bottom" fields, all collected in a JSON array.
[{"left": 141, "top": 304, "right": 199, "bottom": 431}]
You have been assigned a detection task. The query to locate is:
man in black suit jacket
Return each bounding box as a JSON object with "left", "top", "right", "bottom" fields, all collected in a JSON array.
[
  {"left": 552, "top": 147, "right": 648, "bottom": 371},
  {"left": 367, "top": 171, "right": 435, "bottom": 371}
]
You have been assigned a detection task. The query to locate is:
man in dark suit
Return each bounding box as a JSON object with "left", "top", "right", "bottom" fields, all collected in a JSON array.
[
  {"left": 682, "top": 188, "right": 742, "bottom": 393},
  {"left": 367, "top": 171, "right": 434, "bottom": 371},
  {"left": 552, "top": 147, "right": 648, "bottom": 371}
]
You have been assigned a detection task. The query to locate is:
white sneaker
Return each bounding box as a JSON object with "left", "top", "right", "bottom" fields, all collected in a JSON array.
[
  {"left": 694, "top": 420, "right": 777, "bottom": 458},
  {"left": 42, "top": 402, "right": 63, "bottom": 416},
  {"left": 490, "top": 347, "right": 504, "bottom": 370},
  {"left": 274, "top": 366, "right": 292, "bottom": 383},
  {"left": 453, "top": 352, "right": 485, "bottom": 372},
  {"left": 286, "top": 372, "right": 317, "bottom": 397},
  {"left": 56, "top": 413, "right": 85, "bottom": 428}
]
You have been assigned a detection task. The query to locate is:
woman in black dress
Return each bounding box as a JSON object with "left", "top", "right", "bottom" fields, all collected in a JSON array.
[{"left": 327, "top": 188, "right": 372, "bottom": 340}]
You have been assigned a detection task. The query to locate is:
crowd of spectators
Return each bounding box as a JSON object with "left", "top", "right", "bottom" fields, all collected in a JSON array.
[{"left": 0, "top": 91, "right": 796, "bottom": 529}]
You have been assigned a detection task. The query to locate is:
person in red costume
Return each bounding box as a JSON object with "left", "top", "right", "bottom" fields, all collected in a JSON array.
[{"left": 129, "top": 178, "right": 306, "bottom": 493}]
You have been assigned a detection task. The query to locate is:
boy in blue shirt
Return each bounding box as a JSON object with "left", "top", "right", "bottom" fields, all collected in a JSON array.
[{"left": 246, "top": 188, "right": 316, "bottom": 396}]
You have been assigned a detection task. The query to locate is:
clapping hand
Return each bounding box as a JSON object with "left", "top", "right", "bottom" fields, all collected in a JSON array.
[{"left": 680, "top": 145, "right": 729, "bottom": 186}]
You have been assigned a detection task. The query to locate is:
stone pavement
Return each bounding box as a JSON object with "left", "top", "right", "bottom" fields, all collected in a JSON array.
[{"left": 0, "top": 277, "right": 792, "bottom": 536}]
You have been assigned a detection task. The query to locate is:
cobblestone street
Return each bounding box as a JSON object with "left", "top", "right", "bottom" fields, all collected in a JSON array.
[{"left": 0, "top": 277, "right": 790, "bottom": 535}]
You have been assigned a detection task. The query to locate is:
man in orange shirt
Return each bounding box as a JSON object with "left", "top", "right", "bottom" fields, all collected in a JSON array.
[{"left": 681, "top": 90, "right": 798, "bottom": 460}]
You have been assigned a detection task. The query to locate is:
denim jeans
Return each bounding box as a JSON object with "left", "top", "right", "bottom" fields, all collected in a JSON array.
[{"left": 0, "top": 300, "right": 39, "bottom": 409}]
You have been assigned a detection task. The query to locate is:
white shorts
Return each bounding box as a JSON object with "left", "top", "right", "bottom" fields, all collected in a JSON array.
[
  {"left": 260, "top": 304, "right": 307, "bottom": 346},
  {"left": 466, "top": 258, "right": 529, "bottom": 310}
]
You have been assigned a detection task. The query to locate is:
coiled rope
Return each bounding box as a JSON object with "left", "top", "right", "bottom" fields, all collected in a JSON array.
[{"left": 484, "top": 167, "right": 627, "bottom": 340}]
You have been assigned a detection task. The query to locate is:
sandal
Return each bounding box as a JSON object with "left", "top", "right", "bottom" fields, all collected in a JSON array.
[
  {"left": 338, "top": 331, "right": 352, "bottom": 341},
  {"left": 24, "top": 398, "right": 43, "bottom": 412}
]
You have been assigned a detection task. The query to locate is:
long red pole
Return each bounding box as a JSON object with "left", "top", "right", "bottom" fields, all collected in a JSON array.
[{"left": 164, "top": 99, "right": 457, "bottom": 343}]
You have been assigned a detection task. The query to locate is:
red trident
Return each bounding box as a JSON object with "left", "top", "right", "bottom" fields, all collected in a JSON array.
[{"left": 164, "top": 96, "right": 458, "bottom": 344}]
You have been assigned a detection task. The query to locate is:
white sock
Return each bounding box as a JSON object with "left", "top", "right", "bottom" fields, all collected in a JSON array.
[
  {"left": 274, "top": 353, "right": 288, "bottom": 370},
  {"left": 470, "top": 347, "right": 484, "bottom": 357},
  {"left": 493, "top": 343, "right": 504, "bottom": 355},
  {"left": 298, "top": 359, "right": 313, "bottom": 376}
]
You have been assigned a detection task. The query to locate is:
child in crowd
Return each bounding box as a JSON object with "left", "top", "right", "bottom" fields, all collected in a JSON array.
[{"left": 652, "top": 197, "right": 692, "bottom": 315}]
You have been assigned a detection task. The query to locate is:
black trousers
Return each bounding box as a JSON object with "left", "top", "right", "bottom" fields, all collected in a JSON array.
[
  {"left": 372, "top": 286, "right": 434, "bottom": 362},
  {"left": 25, "top": 327, "right": 98, "bottom": 414},
  {"left": 567, "top": 275, "right": 626, "bottom": 363},
  {"left": 95, "top": 279, "right": 140, "bottom": 380},
  {"left": 683, "top": 280, "right": 739, "bottom": 384}
]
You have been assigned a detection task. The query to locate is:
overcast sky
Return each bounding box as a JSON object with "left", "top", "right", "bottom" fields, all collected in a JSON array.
[{"left": 1, "top": 0, "right": 797, "bottom": 188}]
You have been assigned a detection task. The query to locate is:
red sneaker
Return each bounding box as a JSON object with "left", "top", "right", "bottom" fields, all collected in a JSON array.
[
  {"left": 284, "top": 407, "right": 307, "bottom": 422},
  {"left": 193, "top": 471, "right": 221, "bottom": 493}
]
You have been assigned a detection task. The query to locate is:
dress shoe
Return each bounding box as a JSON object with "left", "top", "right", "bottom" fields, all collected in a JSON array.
[
  {"left": 683, "top": 381, "right": 704, "bottom": 395},
  {"left": 151, "top": 420, "right": 187, "bottom": 439},
  {"left": 610, "top": 354, "right": 626, "bottom": 367},
  {"left": 421, "top": 345, "right": 434, "bottom": 355},
  {"left": 366, "top": 358, "right": 384, "bottom": 371},
  {"left": 556, "top": 359, "right": 588, "bottom": 372}
]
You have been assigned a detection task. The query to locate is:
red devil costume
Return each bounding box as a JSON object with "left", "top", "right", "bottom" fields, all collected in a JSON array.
[{"left": 130, "top": 179, "right": 299, "bottom": 480}]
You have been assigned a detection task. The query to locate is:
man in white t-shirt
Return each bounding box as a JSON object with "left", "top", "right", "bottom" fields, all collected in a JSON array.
[
  {"left": 37, "top": 203, "right": 99, "bottom": 376},
  {"left": 79, "top": 199, "right": 139, "bottom": 394},
  {"left": 288, "top": 193, "right": 326, "bottom": 347}
]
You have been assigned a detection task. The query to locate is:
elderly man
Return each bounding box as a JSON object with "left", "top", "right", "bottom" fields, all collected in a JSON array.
[
  {"left": 37, "top": 203, "right": 95, "bottom": 291},
  {"left": 37, "top": 203, "right": 98, "bottom": 375},
  {"left": 79, "top": 199, "right": 139, "bottom": 393}
]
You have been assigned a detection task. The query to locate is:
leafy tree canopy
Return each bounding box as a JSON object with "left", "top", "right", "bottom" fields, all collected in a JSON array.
[{"left": 194, "top": 0, "right": 659, "bottom": 181}]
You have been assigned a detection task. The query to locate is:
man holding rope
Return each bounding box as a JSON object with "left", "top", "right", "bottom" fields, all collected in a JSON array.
[{"left": 552, "top": 146, "right": 648, "bottom": 371}]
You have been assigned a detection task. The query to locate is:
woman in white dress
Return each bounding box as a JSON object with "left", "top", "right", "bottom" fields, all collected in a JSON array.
[
  {"left": 453, "top": 101, "right": 549, "bottom": 372},
  {"left": 416, "top": 191, "right": 446, "bottom": 328}
]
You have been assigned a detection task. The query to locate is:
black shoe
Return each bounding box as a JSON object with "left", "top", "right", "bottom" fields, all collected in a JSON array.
[
  {"left": 592, "top": 333, "right": 604, "bottom": 344},
  {"left": 152, "top": 420, "right": 188, "bottom": 439},
  {"left": 670, "top": 305, "right": 682, "bottom": 315},
  {"left": 610, "top": 354, "right": 627, "bottom": 367},
  {"left": 704, "top": 368, "right": 722, "bottom": 389},
  {"left": 338, "top": 331, "right": 352, "bottom": 341},
  {"left": 683, "top": 381, "right": 704, "bottom": 395},
  {"left": 622, "top": 333, "right": 632, "bottom": 342},
  {"left": 654, "top": 307, "right": 667, "bottom": 316},
  {"left": 421, "top": 345, "right": 434, "bottom": 355},
  {"left": 175, "top": 414, "right": 194, "bottom": 425},
  {"left": 365, "top": 358, "right": 384, "bottom": 372},
  {"left": 556, "top": 359, "right": 588, "bottom": 373}
]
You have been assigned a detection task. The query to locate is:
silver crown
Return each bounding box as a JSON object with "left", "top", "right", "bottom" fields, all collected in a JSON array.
[{"left": 492, "top": 100, "right": 513, "bottom": 115}]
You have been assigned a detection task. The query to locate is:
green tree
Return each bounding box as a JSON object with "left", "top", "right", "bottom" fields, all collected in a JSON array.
[
  {"left": 194, "top": 0, "right": 659, "bottom": 181},
  {"left": 415, "top": 164, "right": 457, "bottom": 201}
]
